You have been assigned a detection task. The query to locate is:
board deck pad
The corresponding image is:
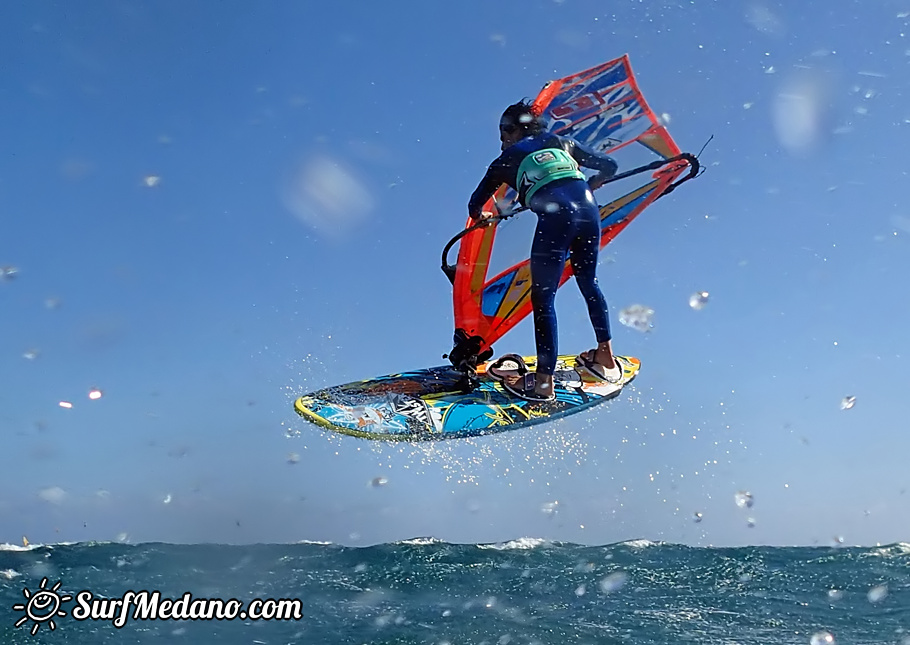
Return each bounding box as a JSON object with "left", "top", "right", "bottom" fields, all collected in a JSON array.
[{"left": 294, "top": 354, "right": 640, "bottom": 441}]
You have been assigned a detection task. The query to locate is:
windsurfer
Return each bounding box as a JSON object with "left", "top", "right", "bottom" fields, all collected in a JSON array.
[{"left": 468, "top": 100, "right": 621, "bottom": 401}]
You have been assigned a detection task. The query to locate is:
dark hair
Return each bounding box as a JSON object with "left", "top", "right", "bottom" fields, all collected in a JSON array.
[{"left": 499, "top": 99, "right": 545, "bottom": 136}]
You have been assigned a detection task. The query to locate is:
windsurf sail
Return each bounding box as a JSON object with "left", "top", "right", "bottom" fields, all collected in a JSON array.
[{"left": 442, "top": 55, "right": 699, "bottom": 373}]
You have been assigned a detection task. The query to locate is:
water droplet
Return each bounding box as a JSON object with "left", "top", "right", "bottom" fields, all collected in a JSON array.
[
  {"left": 23, "top": 349, "right": 39, "bottom": 360},
  {"left": 540, "top": 501, "right": 559, "bottom": 516},
  {"left": 38, "top": 486, "right": 67, "bottom": 504},
  {"left": 287, "top": 452, "right": 300, "bottom": 464},
  {"left": 0, "top": 265, "right": 19, "bottom": 281},
  {"left": 58, "top": 401, "right": 73, "bottom": 409},
  {"left": 598, "top": 571, "right": 628, "bottom": 594},
  {"left": 867, "top": 584, "right": 888, "bottom": 603},
  {"left": 734, "top": 490, "right": 754, "bottom": 508},
  {"left": 693, "top": 511, "right": 703, "bottom": 523},
  {"left": 44, "top": 297, "right": 61, "bottom": 309},
  {"left": 574, "top": 584, "right": 586, "bottom": 596},
  {"left": 689, "top": 291, "right": 710, "bottom": 310},
  {"left": 143, "top": 175, "right": 161, "bottom": 187},
  {"left": 371, "top": 476, "right": 388, "bottom": 487},
  {"left": 619, "top": 304, "right": 655, "bottom": 332},
  {"left": 827, "top": 589, "right": 843, "bottom": 601},
  {"left": 810, "top": 631, "right": 835, "bottom": 645},
  {"left": 840, "top": 396, "right": 856, "bottom": 410},
  {"left": 162, "top": 494, "right": 172, "bottom": 504},
  {"left": 746, "top": 517, "right": 757, "bottom": 528},
  {"left": 88, "top": 388, "right": 103, "bottom": 400},
  {"left": 283, "top": 156, "right": 374, "bottom": 240}
]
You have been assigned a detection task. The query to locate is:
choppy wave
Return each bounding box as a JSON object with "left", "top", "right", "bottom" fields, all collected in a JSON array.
[{"left": 1, "top": 539, "right": 907, "bottom": 644}]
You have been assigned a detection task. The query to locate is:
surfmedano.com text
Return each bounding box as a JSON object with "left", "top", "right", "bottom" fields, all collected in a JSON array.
[{"left": 71, "top": 590, "right": 303, "bottom": 627}]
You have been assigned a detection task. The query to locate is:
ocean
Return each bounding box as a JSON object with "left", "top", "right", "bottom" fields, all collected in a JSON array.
[{"left": 1, "top": 539, "right": 907, "bottom": 644}]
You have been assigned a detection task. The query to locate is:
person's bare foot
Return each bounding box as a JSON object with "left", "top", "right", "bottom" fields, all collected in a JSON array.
[
  {"left": 592, "top": 341, "right": 616, "bottom": 370},
  {"left": 503, "top": 373, "right": 521, "bottom": 387},
  {"left": 578, "top": 341, "right": 621, "bottom": 382},
  {"left": 502, "top": 372, "right": 554, "bottom": 401},
  {"left": 534, "top": 372, "right": 554, "bottom": 398}
]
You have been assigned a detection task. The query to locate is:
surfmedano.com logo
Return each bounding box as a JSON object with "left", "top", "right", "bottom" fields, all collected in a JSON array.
[
  {"left": 12, "top": 578, "right": 303, "bottom": 633},
  {"left": 12, "top": 577, "right": 72, "bottom": 635}
]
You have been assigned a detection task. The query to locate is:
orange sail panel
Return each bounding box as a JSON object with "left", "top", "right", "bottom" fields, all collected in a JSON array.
[{"left": 453, "top": 55, "right": 693, "bottom": 355}]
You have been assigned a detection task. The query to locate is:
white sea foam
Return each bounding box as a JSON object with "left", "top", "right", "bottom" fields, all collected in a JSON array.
[
  {"left": 863, "top": 542, "right": 910, "bottom": 558},
  {"left": 0, "top": 543, "right": 41, "bottom": 552},
  {"left": 0, "top": 541, "right": 100, "bottom": 551},
  {"left": 397, "top": 537, "right": 446, "bottom": 546},
  {"left": 620, "top": 539, "right": 661, "bottom": 549},
  {"left": 477, "top": 537, "right": 551, "bottom": 550}
]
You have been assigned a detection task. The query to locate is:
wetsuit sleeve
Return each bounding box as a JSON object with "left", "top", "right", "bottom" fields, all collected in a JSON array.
[
  {"left": 562, "top": 137, "right": 618, "bottom": 191},
  {"left": 468, "top": 156, "right": 511, "bottom": 220}
]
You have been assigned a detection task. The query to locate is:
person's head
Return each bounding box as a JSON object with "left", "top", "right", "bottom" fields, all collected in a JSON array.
[{"left": 499, "top": 100, "right": 545, "bottom": 150}]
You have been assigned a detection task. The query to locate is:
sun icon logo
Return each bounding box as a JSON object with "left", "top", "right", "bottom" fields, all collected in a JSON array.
[{"left": 12, "top": 577, "right": 72, "bottom": 635}]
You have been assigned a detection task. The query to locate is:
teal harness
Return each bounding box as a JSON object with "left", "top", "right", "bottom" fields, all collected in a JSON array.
[{"left": 517, "top": 147, "right": 585, "bottom": 204}]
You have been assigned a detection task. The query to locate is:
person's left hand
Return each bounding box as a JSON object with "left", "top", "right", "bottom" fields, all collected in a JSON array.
[{"left": 475, "top": 210, "right": 496, "bottom": 226}]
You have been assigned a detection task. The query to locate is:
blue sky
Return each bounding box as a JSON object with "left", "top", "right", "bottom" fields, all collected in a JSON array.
[{"left": 1, "top": 0, "right": 908, "bottom": 548}]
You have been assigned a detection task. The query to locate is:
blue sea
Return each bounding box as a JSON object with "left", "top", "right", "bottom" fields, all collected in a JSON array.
[{"left": 1, "top": 539, "right": 907, "bottom": 644}]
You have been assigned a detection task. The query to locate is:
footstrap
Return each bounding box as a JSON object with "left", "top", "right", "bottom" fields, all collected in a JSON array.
[{"left": 487, "top": 353, "right": 529, "bottom": 381}]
